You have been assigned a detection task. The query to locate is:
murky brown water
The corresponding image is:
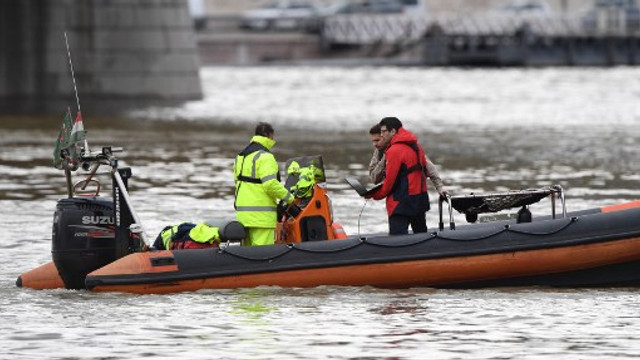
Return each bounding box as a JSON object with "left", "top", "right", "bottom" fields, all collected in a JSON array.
[{"left": 1, "top": 66, "right": 640, "bottom": 359}]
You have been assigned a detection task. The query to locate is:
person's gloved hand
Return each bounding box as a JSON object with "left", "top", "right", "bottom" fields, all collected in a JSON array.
[
  {"left": 277, "top": 201, "right": 287, "bottom": 219},
  {"left": 277, "top": 201, "right": 302, "bottom": 219},
  {"left": 286, "top": 203, "right": 302, "bottom": 218}
]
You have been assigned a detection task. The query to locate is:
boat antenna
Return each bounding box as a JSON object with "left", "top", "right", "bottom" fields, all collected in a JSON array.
[
  {"left": 357, "top": 199, "right": 368, "bottom": 239},
  {"left": 64, "top": 32, "right": 89, "bottom": 154},
  {"left": 64, "top": 32, "right": 81, "bottom": 115}
]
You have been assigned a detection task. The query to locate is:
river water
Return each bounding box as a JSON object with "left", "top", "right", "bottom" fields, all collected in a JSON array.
[{"left": 1, "top": 66, "right": 640, "bottom": 359}]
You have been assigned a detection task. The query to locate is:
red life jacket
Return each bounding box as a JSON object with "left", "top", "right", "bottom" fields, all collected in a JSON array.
[{"left": 372, "top": 128, "right": 430, "bottom": 217}]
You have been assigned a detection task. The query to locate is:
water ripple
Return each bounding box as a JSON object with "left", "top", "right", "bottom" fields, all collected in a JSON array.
[{"left": 3, "top": 67, "right": 640, "bottom": 359}]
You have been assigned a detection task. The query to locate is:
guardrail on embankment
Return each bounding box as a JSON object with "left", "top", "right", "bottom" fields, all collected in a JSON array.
[
  {"left": 196, "top": 13, "right": 640, "bottom": 66},
  {"left": 323, "top": 13, "right": 640, "bottom": 66}
]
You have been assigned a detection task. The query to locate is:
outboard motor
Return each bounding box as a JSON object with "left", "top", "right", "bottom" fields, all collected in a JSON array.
[
  {"left": 52, "top": 197, "right": 116, "bottom": 289},
  {"left": 51, "top": 155, "right": 143, "bottom": 289},
  {"left": 44, "top": 107, "right": 147, "bottom": 290}
]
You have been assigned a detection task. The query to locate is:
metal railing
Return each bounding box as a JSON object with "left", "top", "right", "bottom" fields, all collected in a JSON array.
[
  {"left": 438, "top": 186, "right": 566, "bottom": 231},
  {"left": 322, "top": 12, "right": 640, "bottom": 45}
]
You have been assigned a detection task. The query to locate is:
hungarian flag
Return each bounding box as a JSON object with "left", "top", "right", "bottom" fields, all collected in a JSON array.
[{"left": 53, "top": 108, "right": 86, "bottom": 170}]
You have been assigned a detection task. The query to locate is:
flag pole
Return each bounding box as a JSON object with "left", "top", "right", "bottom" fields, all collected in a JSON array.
[
  {"left": 64, "top": 32, "right": 89, "bottom": 154},
  {"left": 64, "top": 168, "right": 73, "bottom": 198},
  {"left": 64, "top": 32, "right": 81, "bottom": 115},
  {"left": 62, "top": 107, "right": 74, "bottom": 198}
]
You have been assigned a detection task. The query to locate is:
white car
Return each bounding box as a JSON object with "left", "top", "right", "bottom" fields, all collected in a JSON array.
[{"left": 240, "top": 1, "right": 320, "bottom": 31}]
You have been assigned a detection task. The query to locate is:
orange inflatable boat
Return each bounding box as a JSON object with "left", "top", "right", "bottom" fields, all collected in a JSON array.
[{"left": 17, "top": 147, "right": 640, "bottom": 294}]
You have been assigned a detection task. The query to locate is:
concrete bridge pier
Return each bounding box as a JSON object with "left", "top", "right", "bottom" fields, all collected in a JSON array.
[{"left": 0, "top": 0, "right": 202, "bottom": 114}]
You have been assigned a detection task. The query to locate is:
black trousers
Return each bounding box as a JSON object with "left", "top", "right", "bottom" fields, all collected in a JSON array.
[{"left": 389, "top": 213, "right": 427, "bottom": 235}]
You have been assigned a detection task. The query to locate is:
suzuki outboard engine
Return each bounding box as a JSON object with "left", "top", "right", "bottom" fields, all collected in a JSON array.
[
  {"left": 52, "top": 197, "right": 116, "bottom": 289},
  {"left": 44, "top": 124, "right": 144, "bottom": 290}
]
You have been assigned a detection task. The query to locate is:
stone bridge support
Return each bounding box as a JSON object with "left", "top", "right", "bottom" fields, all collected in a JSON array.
[{"left": 0, "top": 0, "right": 202, "bottom": 113}]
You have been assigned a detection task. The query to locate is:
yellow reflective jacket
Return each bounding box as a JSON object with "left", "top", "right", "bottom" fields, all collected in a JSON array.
[
  {"left": 159, "top": 222, "right": 220, "bottom": 250},
  {"left": 234, "top": 135, "right": 293, "bottom": 228},
  {"left": 288, "top": 164, "right": 323, "bottom": 199}
]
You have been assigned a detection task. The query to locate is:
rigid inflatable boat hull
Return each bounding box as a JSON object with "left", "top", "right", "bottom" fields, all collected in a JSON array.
[
  {"left": 17, "top": 261, "right": 65, "bottom": 290},
  {"left": 87, "top": 236, "right": 640, "bottom": 294},
  {"left": 85, "top": 206, "right": 640, "bottom": 294}
]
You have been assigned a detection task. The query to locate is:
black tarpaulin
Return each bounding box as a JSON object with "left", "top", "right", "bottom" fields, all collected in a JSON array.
[{"left": 450, "top": 188, "right": 556, "bottom": 215}]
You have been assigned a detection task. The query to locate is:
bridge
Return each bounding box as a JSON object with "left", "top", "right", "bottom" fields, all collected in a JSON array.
[
  {"left": 0, "top": 0, "right": 202, "bottom": 114},
  {"left": 322, "top": 12, "right": 640, "bottom": 66},
  {"left": 195, "top": 9, "right": 640, "bottom": 67}
]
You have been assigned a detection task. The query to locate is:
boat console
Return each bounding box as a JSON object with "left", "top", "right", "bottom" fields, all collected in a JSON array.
[{"left": 276, "top": 155, "right": 345, "bottom": 243}]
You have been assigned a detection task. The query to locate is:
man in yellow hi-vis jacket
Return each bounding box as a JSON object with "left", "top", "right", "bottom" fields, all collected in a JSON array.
[{"left": 234, "top": 123, "right": 294, "bottom": 246}]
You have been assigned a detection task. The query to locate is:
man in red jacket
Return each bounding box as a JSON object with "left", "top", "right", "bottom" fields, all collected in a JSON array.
[{"left": 366, "top": 117, "right": 431, "bottom": 235}]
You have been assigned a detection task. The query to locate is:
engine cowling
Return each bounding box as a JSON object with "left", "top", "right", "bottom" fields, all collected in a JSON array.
[{"left": 51, "top": 197, "right": 116, "bottom": 289}]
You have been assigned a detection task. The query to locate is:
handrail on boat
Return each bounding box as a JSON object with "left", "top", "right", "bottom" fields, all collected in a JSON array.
[
  {"left": 70, "top": 146, "right": 148, "bottom": 248},
  {"left": 438, "top": 186, "right": 567, "bottom": 231}
]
